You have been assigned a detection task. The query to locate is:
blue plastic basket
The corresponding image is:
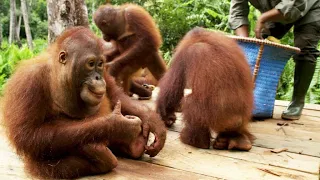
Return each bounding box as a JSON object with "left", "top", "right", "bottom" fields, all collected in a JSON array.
[{"left": 229, "top": 36, "right": 300, "bottom": 119}]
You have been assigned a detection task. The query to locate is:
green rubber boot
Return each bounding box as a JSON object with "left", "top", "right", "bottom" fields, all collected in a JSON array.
[{"left": 281, "top": 60, "right": 316, "bottom": 120}]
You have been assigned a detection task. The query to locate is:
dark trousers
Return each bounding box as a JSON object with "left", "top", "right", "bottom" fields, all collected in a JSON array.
[{"left": 266, "top": 21, "right": 320, "bottom": 63}]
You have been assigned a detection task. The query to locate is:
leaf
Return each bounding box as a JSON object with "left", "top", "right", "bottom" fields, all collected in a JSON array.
[
  {"left": 204, "top": 8, "right": 223, "bottom": 19},
  {"left": 180, "top": 0, "right": 194, "bottom": 7}
]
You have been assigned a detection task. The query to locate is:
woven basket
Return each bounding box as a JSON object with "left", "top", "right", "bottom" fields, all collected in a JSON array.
[{"left": 229, "top": 36, "right": 300, "bottom": 119}]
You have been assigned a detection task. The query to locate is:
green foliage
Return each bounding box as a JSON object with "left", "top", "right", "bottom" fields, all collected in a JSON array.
[
  {"left": 0, "top": 39, "right": 47, "bottom": 94},
  {"left": 86, "top": 0, "right": 106, "bottom": 37},
  {"left": 29, "top": 12, "right": 48, "bottom": 39},
  {"left": 0, "top": 0, "right": 10, "bottom": 37},
  {"left": 309, "top": 55, "right": 320, "bottom": 104},
  {"left": 276, "top": 52, "right": 320, "bottom": 104},
  {"left": 0, "top": 14, "right": 9, "bottom": 38},
  {"left": 144, "top": 0, "right": 197, "bottom": 60},
  {"left": 30, "top": 38, "right": 48, "bottom": 54},
  {"left": 0, "top": 0, "right": 48, "bottom": 39},
  {"left": 102, "top": 0, "right": 233, "bottom": 62},
  {"left": 276, "top": 59, "right": 294, "bottom": 100},
  {"left": 30, "top": 0, "right": 48, "bottom": 20},
  {"left": 0, "top": 45, "right": 32, "bottom": 94}
]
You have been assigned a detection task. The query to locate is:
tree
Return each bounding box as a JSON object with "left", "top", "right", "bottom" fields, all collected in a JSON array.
[
  {"left": 21, "top": 0, "right": 33, "bottom": 50},
  {"left": 15, "top": 14, "right": 22, "bottom": 47},
  {"left": 9, "top": 0, "right": 16, "bottom": 44},
  {"left": 74, "top": 0, "right": 89, "bottom": 27},
  {"left": 47, "top": 0, "right": 89, "bottom": 43}
]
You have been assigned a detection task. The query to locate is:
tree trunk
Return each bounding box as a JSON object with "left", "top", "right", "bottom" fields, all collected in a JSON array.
[
  {"left": 15, "top": 15, "right": 22, "bottom": 48},
  {"left": 9, "top": 0, "right": 16, "bottom": 44},
  {"left": 47, "top": 0, "right": 89, "bottom": 43},
  {"left": 74, "top": 0, "right": 89, "bottom": 27},
  {"left": 21, "top": 0, "right": 33, "bottom": 50}
]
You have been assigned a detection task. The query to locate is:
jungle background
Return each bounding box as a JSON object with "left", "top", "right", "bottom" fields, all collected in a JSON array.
[{"left": 0, "top": 0, "right": 319, "bottom": 103}]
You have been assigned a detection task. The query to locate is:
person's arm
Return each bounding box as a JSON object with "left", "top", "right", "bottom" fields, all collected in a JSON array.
[
  {"left": 255, "top": 9, "right": 285, "bottom": 39},
  {"left": 235, "top": 25, "right": 249, "bottom": 37},
  {"left": 228, "top": 0, "right": 250, "bottom": 35},
  {"left": 255, "top": 0, "right": 308, "bottom": 38},
  {"left": 275, "top": 0, "right": 308, "bottom": 23}
]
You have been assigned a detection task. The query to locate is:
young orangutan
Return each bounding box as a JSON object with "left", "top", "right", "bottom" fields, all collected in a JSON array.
[
  {"left": 157, "top": 27, "right": 254, "bottom": 151},
  {"left": 2, "top": 27, "right": 166, "bottom": 179},
  {"left": 130, "top": 68, "right": 157, "bottom": 97},
  {"left": 94, "top": 3, "right": 167, "bottom": 100},
  {"left": 101, "top": 40, "right": 158, "bottom": 99}
]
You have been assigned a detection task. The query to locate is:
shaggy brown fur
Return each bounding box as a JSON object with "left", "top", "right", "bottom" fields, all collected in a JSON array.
[
  {"left": 129, "top": 68, "right": 158, "bottom": 98},
  {"left": 94, "top": 3, "right": 166, "bottom": 100},
  {"left": 132, "top": 68, "right": 158, "bottom": 86},
  {"left": 2, "top": 27, "right": 166, "bottom": 179},
  {"left": 102, "top": 41, "right": 158, "bottom": 99},
  {"left": 156, "top": 27, "right": 254, "bottom": 150}
]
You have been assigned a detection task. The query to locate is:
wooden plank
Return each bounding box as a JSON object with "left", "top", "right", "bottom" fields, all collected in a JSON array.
[
  {"left": 249, "top": 119, "right": 320, "bottom": 142},
  {"left": 83, "top": 158, "right": 218, "bottom": 180},
  {"left": 0, "top": 154, "right": 217, "bottom": 180},
  {"left": 164, "top": 131, "right": 319, "bottom": 175},
  {"left": 1, "top": 89, "right": 320, "bottom": 180},
  {"left": 273, "top": 106, "right": 320, "bottom": 122},
  {"left": 168, "top": 113, "right": 320, "bottom": 157},
  {"left": 1, "top": 124, "right": 318, "bottom": 180},
  {"left": 253, "top": 133, "right": 320, "bottom": 158},
  {"left": 275, "top": 100, "right": 320, "bottom": 111},
  {"left": 141, "top": 131, "right": 318, "bottom": 180},
  {"left": 0, "top": 133, "right": 217, "bottom": 180}
]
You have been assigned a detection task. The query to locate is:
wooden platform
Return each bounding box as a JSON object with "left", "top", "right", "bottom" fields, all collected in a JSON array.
[{"left": 1, "top": 90, "right": 319, "bottom": 180}]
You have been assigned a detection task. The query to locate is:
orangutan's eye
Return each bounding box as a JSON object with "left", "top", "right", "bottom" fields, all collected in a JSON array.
[
  {"left": 89, "top": 61, "right": 95, "bottom": 67},
  {"left": 98, "top": 61, "right": 103, "bottom": 68}
]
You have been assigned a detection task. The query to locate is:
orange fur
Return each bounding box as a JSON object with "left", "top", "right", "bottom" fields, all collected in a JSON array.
[
  {"left": 94, "top": 3, "right": 166, "bottom": 99},
  {"left": 2, "top": 27, "right": 166, "bottom": 179},
  {"left": 157, "top": 28, "right": 254, "bottom": 150}
]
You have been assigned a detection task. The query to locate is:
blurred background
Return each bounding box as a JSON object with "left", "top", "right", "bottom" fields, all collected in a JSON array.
[{"left": 0, "top": 0, "right": 319, "bottom": 103}]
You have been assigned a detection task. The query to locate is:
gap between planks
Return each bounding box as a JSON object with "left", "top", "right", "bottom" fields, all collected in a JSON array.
[
  {"left": 1, "top": 123, "right": 318, "bottom": 180},
  {"left": 167, "top": 113, "right": 320, "bottom": 158},
  {"left": 140, "top": 130, "right": 319, "bottom": 180},
  {"left": 140, "top": 89, "right": 320, "bottom": 158},
  {"left": 0, "top": 133, "right": 218, "bottom": 180}
]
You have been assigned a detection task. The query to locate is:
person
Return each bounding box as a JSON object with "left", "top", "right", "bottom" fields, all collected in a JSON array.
[{"left": 229, "top": 0, "right": 320, "bottom": 120}]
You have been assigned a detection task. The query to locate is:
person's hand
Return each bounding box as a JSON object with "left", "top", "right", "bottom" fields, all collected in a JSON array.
[
  {"left": 255, "top": 17, "right": 265, "bottom": 39},
  {"left": 255, "top": 9, "right": 284, "bottom": 39}
]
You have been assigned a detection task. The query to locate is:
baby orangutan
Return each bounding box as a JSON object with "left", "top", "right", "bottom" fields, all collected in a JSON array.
[
  {"left": 94, "top": 3, "right": 167, "bottom": 100},
  {"left": 157, "top": 27, "right": 254, "bottom": 151},
  {"left": 101, "top": 40, "right": 158, "bottom": 99}
]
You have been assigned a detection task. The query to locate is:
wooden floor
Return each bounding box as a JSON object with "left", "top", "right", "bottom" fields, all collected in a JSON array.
[{"left": 1, "top": 90, "right": 320, "bottom": 180}]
